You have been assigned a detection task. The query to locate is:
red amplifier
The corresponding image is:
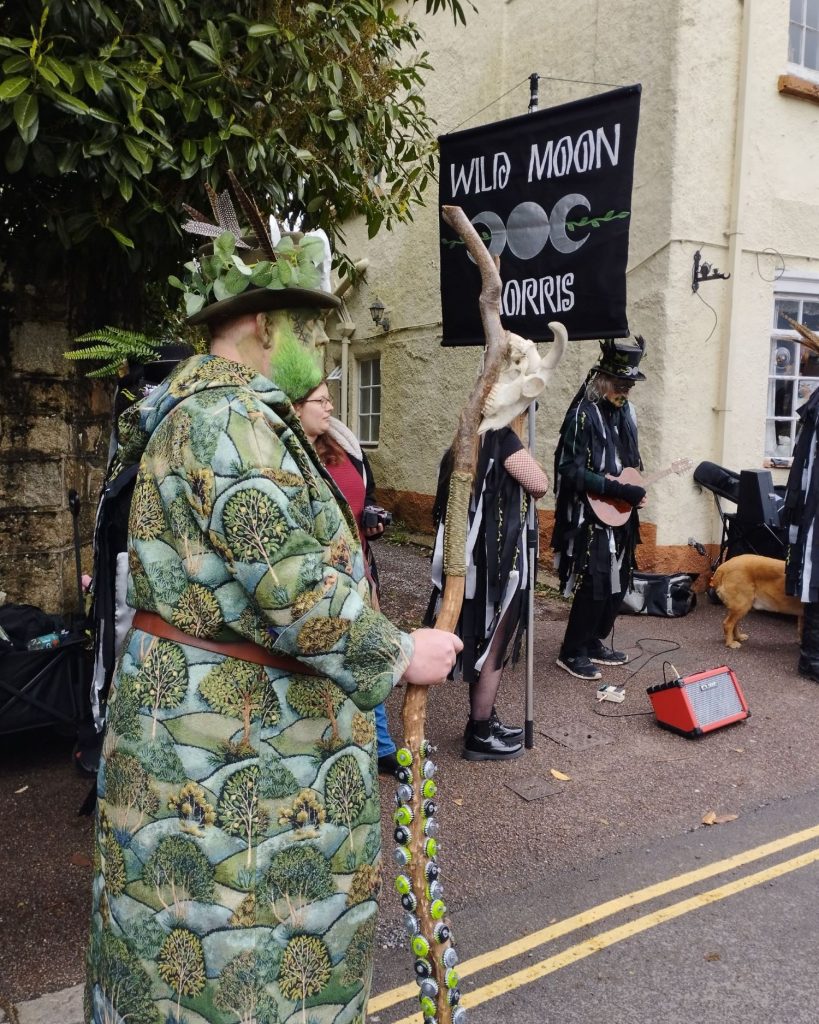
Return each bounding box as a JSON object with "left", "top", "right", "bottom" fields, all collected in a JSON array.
[{"left": 646, "top": 666, "right": 750, "bottom": 737}]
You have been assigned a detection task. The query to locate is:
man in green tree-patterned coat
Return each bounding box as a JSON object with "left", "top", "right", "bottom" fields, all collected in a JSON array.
[{"left": 85, "top": 185, "right": 461, "bottom": 1024}]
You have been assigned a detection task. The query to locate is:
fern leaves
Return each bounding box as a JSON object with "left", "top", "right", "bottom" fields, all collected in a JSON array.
[{"left": 64, "top": 326, "right": 163, "bottom": 379}]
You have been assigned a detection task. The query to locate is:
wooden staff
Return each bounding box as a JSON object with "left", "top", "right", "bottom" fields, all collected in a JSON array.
[{"left": 394, "top": 204, "right": 510, "bottom": 1024}]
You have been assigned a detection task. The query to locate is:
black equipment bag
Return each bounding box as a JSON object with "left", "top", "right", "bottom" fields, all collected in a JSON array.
[
  {"left": 0, "top": 604, "right": 61, "bottom": 650},
  {"left": 622, "top": 572, "right": 698, "bottom": 617},
  {"left": 693, "top": 461, "right": 741, "bottom": 504},
  {"left": 0, "top": 603, "right": 88, "bottom": 735}
]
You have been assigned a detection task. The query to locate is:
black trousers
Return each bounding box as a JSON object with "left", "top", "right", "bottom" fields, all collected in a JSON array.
[
  {"left": 799, "top": 601, "right": 819, "bottom": 673},
  {"left": 560, "top": 567, "right": 629, "bottom": 659}
]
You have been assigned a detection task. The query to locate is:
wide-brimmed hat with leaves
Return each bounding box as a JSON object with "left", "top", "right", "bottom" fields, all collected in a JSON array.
[{"left": 172, "top": 171, "right": 340, "bottom": 326}]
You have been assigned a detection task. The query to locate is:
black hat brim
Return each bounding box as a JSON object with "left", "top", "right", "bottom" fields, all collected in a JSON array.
[
  {"left": 595, "top": 366, "right": 646, "bottom": 381},
  {"left": 188, "top": 285, "right": 341, "bottom": 326}
]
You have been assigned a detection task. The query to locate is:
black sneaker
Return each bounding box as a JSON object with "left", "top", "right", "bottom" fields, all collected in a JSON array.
[
  {"left": 556, "top": 655, "right": 602, "bottom": 680},
  {"left": 462, "top": 721, "right": 523, "bottom": 761},
  {"left": 377, "top": 752, "right": 401, "bottom": 777},
  {"left": 589, "top": 643, "right": 629, "bottom": 666}
]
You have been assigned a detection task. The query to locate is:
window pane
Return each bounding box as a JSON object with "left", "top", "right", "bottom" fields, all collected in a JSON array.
[
  {"left": 803, "top": 300, "right": 819, "bottom": 331},
  {"left": 777, "top": 426, "right": 794, "bottom": 457},
  {"left": 773, "top": 340, "right": 798, "bottom": 374},
  {"left": 775, "top": 297, "right": 799, "bottom": 328},
  {"left": 800, "top": 348, "right": 819, "bottom": 377},
  {"left": 773, "top": 377, "right": 795, "bottom": 418},
  {"left": 808, "top": 0, "right": 819, "bottom": 29},
  {"left": 371, "top": 359, "right": 381, "bottom": 385},
  {"left": 791, "top": 0, "right": 804, "bottom": 23},
  {"left": 790, "top": 22, "right": 804, "bottom": 63},
  {"left": 799, "top": 378, "right": 819, "bottom": 405},
  {"left": 360, "top": 360, "right": 372, "bottom": 387},
  {"left": 360, "top": 388, "right": 370, "bottom": 414},
  {"left": 372, "top": 388, "right": 381, "bottom": 414},
  {"left": 359, "top": 414, "right": 371, "bottom": 444},
  {"left": 805, "top": 27, "right": 819, "bottom": 67}
]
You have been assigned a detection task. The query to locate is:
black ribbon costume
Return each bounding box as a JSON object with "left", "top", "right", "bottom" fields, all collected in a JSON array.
[
  {"left": 427, "top": 427, "right": 534, "bottom": 681},
  {"left": 784, "top": 387, "right": 819, "bottom": 603},
  {"left": 551, "top": 388, "right": 642, "bottom": 600}
]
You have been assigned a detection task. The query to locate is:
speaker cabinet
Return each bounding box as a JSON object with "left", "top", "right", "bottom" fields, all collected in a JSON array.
[
  {"left": 725, "top": 516, "right": 787, "bottom": 561},
  {"left": 737, "top": 469, "right": 781, "bottom": 527},
  {"left": 646, "top": 667, "right": 750, "bottom": 737}
]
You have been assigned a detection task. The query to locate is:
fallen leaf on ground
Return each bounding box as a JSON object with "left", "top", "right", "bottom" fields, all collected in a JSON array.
[
  {"left": 550, "top": 768, "right": 571, "bottom": 781},
  {"left": 704, "top": 951, "right": 721, "bottom": 962},
  {"left": 70, "top": 852, "right": 92, "bottom": 867},
  {"left": 14, "top": 785, "right": 28, "bottom": 794},
  {"left": 731, "top": 748, "right": 744, "bottom": 753},
  {"left": 453, "top": 798, "right": 464, "bottom": 806},
  {"left": 702, "top": 811, "right": 738, "bottom": 826}
]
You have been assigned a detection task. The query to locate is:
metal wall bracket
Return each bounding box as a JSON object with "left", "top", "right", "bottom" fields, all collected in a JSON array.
[{"left": 692, "top": 250, "right": 731, "bottom": 292}]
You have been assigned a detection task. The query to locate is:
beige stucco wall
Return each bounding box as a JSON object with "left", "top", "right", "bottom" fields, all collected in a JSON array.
[{"left": 334, "top": 0, "right": 819, "bottom": 564}]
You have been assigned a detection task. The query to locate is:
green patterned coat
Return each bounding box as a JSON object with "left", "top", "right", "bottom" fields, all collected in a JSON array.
[{"left": 85, "top": 355, "right": 412, "bottom": 1024}]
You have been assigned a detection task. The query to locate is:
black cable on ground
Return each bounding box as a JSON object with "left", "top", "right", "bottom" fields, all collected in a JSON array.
[{"left": 593, "top": 634, "right": 682, "bottom": 719}]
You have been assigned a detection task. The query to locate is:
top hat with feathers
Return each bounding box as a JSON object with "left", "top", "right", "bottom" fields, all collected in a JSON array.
[{"left": 594, "top": 336, "right": 647, "bottom": 381}]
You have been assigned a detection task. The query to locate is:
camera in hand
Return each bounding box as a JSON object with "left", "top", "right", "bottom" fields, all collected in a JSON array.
[{"left": 363, "top": 505, "right": 393, "bottom": 530}]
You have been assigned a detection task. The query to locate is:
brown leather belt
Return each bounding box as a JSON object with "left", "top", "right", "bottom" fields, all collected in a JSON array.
[{"left": 132, "top": 610, "right": 318, "bottom": 675}]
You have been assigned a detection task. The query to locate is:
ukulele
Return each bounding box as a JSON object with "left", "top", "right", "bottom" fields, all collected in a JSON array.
[{"left": 588, "top": 458, "right": 694, "bottom": 527}]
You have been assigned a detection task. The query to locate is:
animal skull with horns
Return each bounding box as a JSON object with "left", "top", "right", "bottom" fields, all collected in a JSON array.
[{"left": 479, "top": 321, "right": 568, "bottom": 433}]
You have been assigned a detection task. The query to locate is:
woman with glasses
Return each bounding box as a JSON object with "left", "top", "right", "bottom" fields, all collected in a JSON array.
[
  {"left": 551, "top": 338, "right": 648, "bottom": 681},
  {"left": 293, "top": 380, "right": 401, "bottom": 775}
]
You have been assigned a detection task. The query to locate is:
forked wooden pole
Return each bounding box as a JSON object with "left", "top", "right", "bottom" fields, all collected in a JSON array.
[{"left": 396, "top": 205, "right": 510, "bottom": 1024}]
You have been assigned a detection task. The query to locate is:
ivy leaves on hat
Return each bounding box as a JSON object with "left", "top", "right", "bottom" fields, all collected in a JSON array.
[{"left": 170, "top": 171, "right": 339, "bottom": 325}]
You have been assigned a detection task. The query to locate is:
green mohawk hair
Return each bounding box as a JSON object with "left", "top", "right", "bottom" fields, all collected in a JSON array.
[{"left": 269, "top": 333, "right": 323, "bottom": 403}]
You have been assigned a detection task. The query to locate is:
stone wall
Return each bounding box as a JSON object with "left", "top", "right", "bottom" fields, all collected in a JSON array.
[{"left": 0, "top": 265, "right": 112, "bottom": 616}]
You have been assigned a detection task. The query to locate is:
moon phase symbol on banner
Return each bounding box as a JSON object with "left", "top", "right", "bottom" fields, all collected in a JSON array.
[
  {"left": 548, "top": 194, "right": 590, "bottom": 253},
  {"left": 467, "top": 195, "right": 591, "bottom": 264},
  {"left": 506, "top": 201, "right": 551, "bottom": 259},
  {"left": 468, "top": 211, "right": 506, "bottom": 262}
]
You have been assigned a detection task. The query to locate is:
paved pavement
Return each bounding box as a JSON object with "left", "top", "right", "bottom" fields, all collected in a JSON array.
[{"left": 0, "top": 985, "right": 83, "bottom": 1024}]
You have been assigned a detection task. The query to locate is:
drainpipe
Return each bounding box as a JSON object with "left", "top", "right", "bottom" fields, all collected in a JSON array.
[
  {"left": 717, "top": 0, "right": 753, "bottom": 464},
  {"left": 332, "top": 259, "right": 369, "bottom": 428},
  {"left": 338, "top": 324, "right": 353, "bottom": 424}
]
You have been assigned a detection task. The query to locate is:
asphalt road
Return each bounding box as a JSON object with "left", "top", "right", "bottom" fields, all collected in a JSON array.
[
  {"left": 370, "top": 541, "right": 819, "bottom": 1024},
  {"left": 371, "top": 791, "right": 819, "bottom": 1024}
]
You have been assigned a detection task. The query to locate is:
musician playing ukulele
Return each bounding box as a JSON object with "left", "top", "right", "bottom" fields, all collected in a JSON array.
[{"left": 551, "top": 337, "right": 647, "bottom": 681}]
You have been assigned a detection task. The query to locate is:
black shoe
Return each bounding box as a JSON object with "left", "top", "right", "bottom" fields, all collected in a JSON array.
[
  {"left": 463, "top": 721, "right": 523, "bottom": 761},
  {"left": 588, "top": 642, "right": 629, "bottom": 666},
  {"left": 556, "top": 655, "right": 602, "bottom": 680},
  {"left": 489, "top": 707, "right": 523, "bottom": 740},
  {"left": 378, "top": 752, "right": 401, "bottom": 777},
  {"left": 798, "top": 657, "right": 819, "bottom": 683}
]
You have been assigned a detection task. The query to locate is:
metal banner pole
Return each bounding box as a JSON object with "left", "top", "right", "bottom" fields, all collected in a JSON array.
[
  {"left": 523, "top": 71, "right": 540, "bottom": 750},
  {"left": 525, "top": 401, "right": 537, "bottom": 749}
]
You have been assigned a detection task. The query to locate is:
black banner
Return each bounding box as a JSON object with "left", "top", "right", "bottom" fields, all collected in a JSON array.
[{"left": 438, "top": 85, "right": 641, "bottom": 346}]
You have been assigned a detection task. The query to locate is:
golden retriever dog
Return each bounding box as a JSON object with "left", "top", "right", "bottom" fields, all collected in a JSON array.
[{"left": 711, "top": 554, "right": 803, "bottom": 649}]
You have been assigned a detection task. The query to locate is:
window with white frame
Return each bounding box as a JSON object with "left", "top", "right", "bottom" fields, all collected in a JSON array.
[
  {"left": 789, "top": 0, "right": 819, "bottom": 75},
  {"left": 357, "top": 357, "right": 381, "bottom": 445},
  {"left": 767, "top": 280, "right": 819, "bottom": 458}
]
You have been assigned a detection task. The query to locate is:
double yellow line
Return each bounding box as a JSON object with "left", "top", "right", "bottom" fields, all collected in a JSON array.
[{"left": 370, "top": 823, "right": 819, "bottom": 1023}]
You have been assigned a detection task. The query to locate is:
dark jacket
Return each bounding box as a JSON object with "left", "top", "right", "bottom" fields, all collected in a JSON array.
[{"left": 551, "top": 393, "right": 642, "bottom": 599}]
